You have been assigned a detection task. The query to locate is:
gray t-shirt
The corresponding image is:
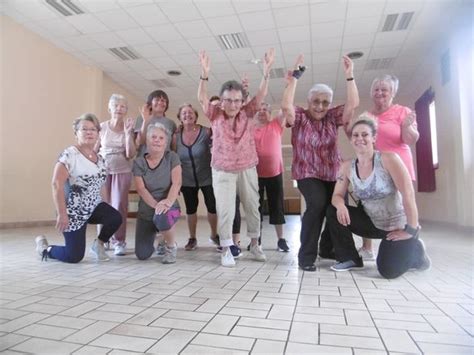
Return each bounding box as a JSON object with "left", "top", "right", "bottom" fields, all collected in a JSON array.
[
  {"left": 135, "top": 115, "right": 177, "bottom": 156},
  {"left": 132, "top": 150, "right": 181, "bottom": 220}
]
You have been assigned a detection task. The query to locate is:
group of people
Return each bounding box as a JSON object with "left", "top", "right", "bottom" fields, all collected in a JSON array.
[{"left": 34, "top": 48, "right": 430, "bottom": 278}]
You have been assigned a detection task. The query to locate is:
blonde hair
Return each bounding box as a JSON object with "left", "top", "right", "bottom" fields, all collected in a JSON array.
[
  {"left": 72, "top": 113, "right": 100, "bottom": 133},
  {"left": 350, "top": 112, "right": 378, "bottom": 135}
]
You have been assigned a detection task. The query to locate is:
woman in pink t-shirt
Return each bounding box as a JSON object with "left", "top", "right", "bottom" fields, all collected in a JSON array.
[{"left": 358, "top": 75, "right": 420, "bottom": 260}]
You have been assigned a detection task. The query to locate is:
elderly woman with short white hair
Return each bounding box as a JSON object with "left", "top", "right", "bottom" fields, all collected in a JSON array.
[
  {"left": 281, "top": 54, "right": 359, "bottom": 272},
  {"left": 35, "top": 114, "right": 122, "bottom": 263},
  {"left": 133, "top": 123, "right": 182, "bottom": 264},
  {"left": 95, "top": 94, "right": 136, "bottom": 256}
]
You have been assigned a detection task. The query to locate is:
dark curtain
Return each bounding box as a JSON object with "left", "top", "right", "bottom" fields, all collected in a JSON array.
[{"left": 415, "top": 87, "right": 436, "bottom": 192}]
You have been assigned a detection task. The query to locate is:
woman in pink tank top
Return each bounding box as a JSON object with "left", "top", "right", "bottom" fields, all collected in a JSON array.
[{"left": 359, "top": 75, "right": 420, "bottom": 260}]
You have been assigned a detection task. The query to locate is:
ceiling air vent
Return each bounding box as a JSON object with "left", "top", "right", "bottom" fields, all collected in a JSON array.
[
  {"left": 216, "top": 32, "right": 250, "bottom": 50},
  {"left": 151, "top": 79, "right": 176, "bottom": 88},
  {"left": 108, "top": 47, "right": 140, "bottom": 61},
  {"left": 269, "top": 68, "right": 286, "bottom": 79},
  {"left": 365, "top": 58, "right": 395, "bottom": 70},
  {"left": 381, "top": 12, "right": 414, "bottom": 32},
  {"left": 45, "top": 0, "right": 84, "bottom": 16}
]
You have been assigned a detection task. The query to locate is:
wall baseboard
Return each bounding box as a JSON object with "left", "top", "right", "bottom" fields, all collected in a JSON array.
[{"left": 0, "top": 220, "right": 55, "bottom": 229}]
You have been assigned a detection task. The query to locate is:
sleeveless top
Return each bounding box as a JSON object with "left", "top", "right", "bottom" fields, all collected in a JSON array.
[
  {"left": 176, "top": 126, "right": 212, "bottom": 187},
  {"left": 99, "top": 121, "right": 133, "bottom": 174},
  {"left": 350, "top": 151, "right": 406, "bottom": 231}
]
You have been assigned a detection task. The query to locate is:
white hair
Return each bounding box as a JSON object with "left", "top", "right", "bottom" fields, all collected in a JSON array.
[
  {"left": 108, "top": 94, "right": 128, "bottom": 112},
  {"left": 146, "top": 122, "right": 169, "bottom": 141},
  {"left": 370, "top": 75, "right": 399, "bottom": 97},
  {"left": 307, "top": 84, "right": 333, "bottom": 102}
]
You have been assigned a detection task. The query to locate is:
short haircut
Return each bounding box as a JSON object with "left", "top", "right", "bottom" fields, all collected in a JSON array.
[
  {"left": 146, "top": 122, "right": 169, "bottom": 141},
  {"left": 177, "top": 103, "right": 199, "bottom": 121},
  {"left": 108, "top": 94, "right": 128, "bottom": 112},
  {"left": 146, "top": 90, "right": 169, "bottom": 113},
  {"left": 350, "top": 113, "right": 378, "bottom": 136},
  {"left": 307, "top": 83, "right": 333, "bottom": 102},
  {"left": 209, "top": 95, "right": 220, "bottom": 103},
  {"left": 219, "top": 80, "right": 244, "bottom": 97},
  {"left": 370, "top": 74, "right": 399, "bottom": 97},
  {"left": 72, "top": 113, "right": 100, "bottom": 133}
]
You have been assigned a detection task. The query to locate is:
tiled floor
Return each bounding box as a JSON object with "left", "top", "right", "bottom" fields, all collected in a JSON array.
[{"left": 0, "top": 216, "right": 473, "bottom": 354}]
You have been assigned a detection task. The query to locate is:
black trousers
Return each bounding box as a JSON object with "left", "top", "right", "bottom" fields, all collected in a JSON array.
[
  {"left": 297, "top": 178, "right": 335, "bottom": 266},
  {"left": 326, "top": 204, "right": 425, "bottom": 279}
]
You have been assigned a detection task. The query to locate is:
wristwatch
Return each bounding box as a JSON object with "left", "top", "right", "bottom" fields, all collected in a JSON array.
[{"left": 403, "top": 224, "right": 420, "bottom": 237}]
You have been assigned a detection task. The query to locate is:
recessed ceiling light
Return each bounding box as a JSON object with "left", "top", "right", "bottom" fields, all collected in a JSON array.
[
  {"left": 167, "top": 70, "right": 181, "bottom": 76},
  {"left": 347, "top": 51, "right": 364, "bottom": 60},
  {"left": 250, "top": 58, "right": 261, "bottom": 64}
]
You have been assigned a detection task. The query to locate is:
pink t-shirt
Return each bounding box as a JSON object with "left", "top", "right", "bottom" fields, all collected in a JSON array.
[
  {"left": 290, "top": 105, "right": 345, "bottom": 181},
  {"left": 99, "top": 121, "right": 133, "bottom": 174},
  {"left": 374, "top": 104, "right": 416, "bottom": 180},
  {"left": 254, "top": 119, "right": 283, "bottom": 178},
  {"left": 207, "top": 97, "right": 258, "bottom": 172}
]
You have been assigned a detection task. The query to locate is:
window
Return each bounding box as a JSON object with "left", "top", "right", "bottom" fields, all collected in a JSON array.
[
  {"left": 415, "top": 87, "right": 437, "bottom": 192},
  {"left": 428, "top": 100, "right": 439, "bottom": 168}
]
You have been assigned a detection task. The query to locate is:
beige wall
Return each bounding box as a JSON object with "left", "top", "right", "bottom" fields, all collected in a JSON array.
[{"left": 0, "top": 16, "right": 142, "bottom": 225}]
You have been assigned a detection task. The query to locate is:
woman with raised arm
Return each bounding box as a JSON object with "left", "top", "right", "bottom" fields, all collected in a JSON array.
[
  {"left": 281, "top": 54, "right": 359, "bottom": 271},
  {"left": 96, "top": 94, "right": 136, "bottom": 256},
  {"left": 358, "top": 75, "right": 420, "bottom": 261},
  {"left": 197, "top": 48, "right": 275, "bottom": 267},
  {"left": 326, "top": 117, "right": 430, "bottom": 278}
]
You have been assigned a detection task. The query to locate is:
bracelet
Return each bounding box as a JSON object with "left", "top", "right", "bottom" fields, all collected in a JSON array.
[
  {"left": 346, "top": 77, "right": 354, "bottom": 81},
  {"left": 292, "top": 65, "right": 306, "bottom": 79},
  {"left": 403, "top": 224, "right": 420, "bottom": 237},
  {"left": 200, "top": 76, "right": 209, "bottom": 81}
]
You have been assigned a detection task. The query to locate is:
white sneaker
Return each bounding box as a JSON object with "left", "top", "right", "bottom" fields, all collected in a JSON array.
[
  {"left": 35, "top": 235, "right": 49, "bottom": 260},
  {"left": 221, "top": 248, "right": 235, "bottom": 267},
  {"left": 249, "top": 244, "right": 267, "bottom": 262},
  {"left": 358, "top": 247, "right": 375, "bottom": 261},
  {"left": 156, "top": 241, "right": 166, "bottom": 256},
  {"left": 114, "top": 243, "right": 126, "bottom": 256},
  {"left": 90, "top": 239, "right": 110, "bottom": 261},
  {"left": 163, "top": 243, "right": 178, "bottom": 264}
]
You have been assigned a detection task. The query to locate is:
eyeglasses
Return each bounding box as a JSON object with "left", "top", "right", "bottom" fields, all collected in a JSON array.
[
  {"left": 222, "top": 98, "right": 243, "bottom": 105},
  {"left": 312, "top": 99, "right": 331, "bottom": 108},
  {"left": 79, "top": 128, "right": 98, "bottom": 133}
]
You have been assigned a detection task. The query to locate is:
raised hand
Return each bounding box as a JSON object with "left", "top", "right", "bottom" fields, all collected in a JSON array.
[
  {"left": 140, "top": 104, "right": 152, "bottom": 122},
  {"left": 263, "top": 48, "right": 275, "bottom": 76},
  {"left": 124, "top": 117, "right": 135, "bottom": 134},
  {"left": 342, "top": 55, "right": 354, "bottom": 78},
  {"left": 199, "top": 50, "right": 210, "bottom": 77},
  {"left": 294, "top": 53, "right": 304, "bottom": 69}
]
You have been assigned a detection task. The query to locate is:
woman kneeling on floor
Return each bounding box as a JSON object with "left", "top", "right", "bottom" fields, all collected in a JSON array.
[
  {"left": 133, "top": 123, "right": 182, "bottom": 264},
  {"left": 326, "top": 116, "right": 430, "bottom": 278}
]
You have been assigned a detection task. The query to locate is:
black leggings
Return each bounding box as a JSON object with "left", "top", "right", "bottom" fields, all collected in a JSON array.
[
  {"left": 326, "top": 204, "right": 425, "bottom": 279},
  {"left": 181, "top": 185, "right": 216, "bottom": 215},
  {"left": 297, "top": 178, "right": 335, "bottom": 266},
  {"left": 48, "top": 202, "right": 122, "bottom": 263}
]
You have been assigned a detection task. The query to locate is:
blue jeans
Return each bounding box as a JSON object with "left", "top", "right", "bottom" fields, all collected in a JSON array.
[{"left": 48, "top": 202, "right": 122, "bottom": 263}]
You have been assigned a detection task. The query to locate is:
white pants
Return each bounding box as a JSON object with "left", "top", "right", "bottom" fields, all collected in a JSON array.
[{"left": 212, "top": 167, "right": 260, "bottom": 247}]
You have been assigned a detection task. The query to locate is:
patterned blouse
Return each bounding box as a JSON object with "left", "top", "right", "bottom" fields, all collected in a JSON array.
[
  {"left": 58, "top": 146, "right": 107, "bottom": 232},
  {"left": 290, "top": 105, "right": 345, "bottom": 181}
]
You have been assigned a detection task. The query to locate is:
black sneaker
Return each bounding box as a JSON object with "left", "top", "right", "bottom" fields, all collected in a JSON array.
[
  {"left": 246, "top": 237, "right": 261, "bottom": 251},
  {"left": 230, "top": 245, "right": 241, "bottom": 259},
  {"left": 277, "top": 238, "right": 289, "bottom": 252},
  {"left": 184, "top": 238, "right": 197, "bottom": 251},
  {"left": 209, "top": 234, "right": 220, "bottom": 246},
  {"left": 299, "top": 263, "right": 316, "bottom": 272}
]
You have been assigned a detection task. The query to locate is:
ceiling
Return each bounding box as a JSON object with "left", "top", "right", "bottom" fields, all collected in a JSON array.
[{"left": 1, "top": 0, "right": 469, "bottom": 112}]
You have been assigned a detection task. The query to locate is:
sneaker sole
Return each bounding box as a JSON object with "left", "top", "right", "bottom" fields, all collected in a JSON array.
[
  {"left": 330, "top": 265, "right": 363, "bottom": 272},
  {"left": 278, "top": 248, "right": 289, "bottom": 252}
]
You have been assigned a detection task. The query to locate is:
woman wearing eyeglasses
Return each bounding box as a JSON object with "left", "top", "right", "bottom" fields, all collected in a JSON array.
[
  {"left": 35, "top": 114, "right": 122, "bottom": 263},
  {"left": 281, "top": 54, "right": 359, "bottom": 271},
  {"left": 198, "top": 48, "right": 275, "bottom": 267}
]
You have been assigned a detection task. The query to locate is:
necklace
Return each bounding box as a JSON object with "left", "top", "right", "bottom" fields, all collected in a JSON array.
[{"left": 76, "top": 145, "right": 95, "bottom": 159}]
